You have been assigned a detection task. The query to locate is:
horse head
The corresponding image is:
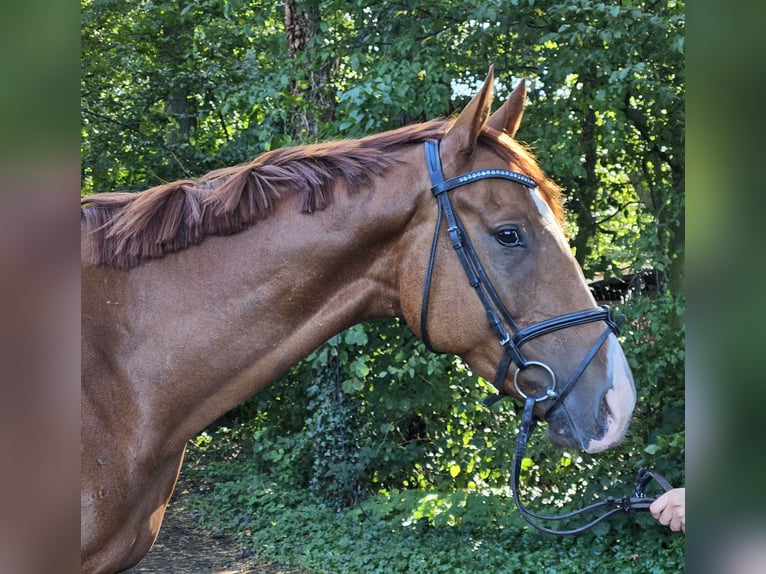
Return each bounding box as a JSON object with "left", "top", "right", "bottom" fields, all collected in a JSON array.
[{"left": 402, "top": 67, "right": 636, "bottom": 454}]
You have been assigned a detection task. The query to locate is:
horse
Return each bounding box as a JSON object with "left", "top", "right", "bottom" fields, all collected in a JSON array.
[{"left": 81, "top": 67, "right": 636, "bottom": 573}]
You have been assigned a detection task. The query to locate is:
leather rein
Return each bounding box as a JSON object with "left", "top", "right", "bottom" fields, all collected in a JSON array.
[{"left": 420, "top": 140, "right": 672, "bottom": 535}]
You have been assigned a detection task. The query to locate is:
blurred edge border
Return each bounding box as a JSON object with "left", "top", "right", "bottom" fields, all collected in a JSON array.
[
  {"left": 688, "top": 1, "right": 766, "bottom": 573},
  {"left": 0, "top": 1, "right": 81, "bottom": 573}
]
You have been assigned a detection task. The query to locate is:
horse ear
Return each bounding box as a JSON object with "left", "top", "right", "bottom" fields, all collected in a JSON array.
[
  {"left": 487, "top": 79, "right": 526, "bottom": 138},
  {"left": 442, "top": 65, "right": 495, "bottom": 159}
]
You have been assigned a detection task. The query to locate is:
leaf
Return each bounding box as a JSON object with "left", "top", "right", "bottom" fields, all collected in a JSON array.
[
  {"left": 644, "top": 444, "right": 659, "bottom": 455},
  {"left": 342, "top": 378, "right": 364, "bottom": 393},
  {"left": 344, "top": 325, "right": 368, "bottom": 346},
  {"left": 591, "top": 519, "right": 611, "bottom": 537},
  {"left": 350, "top": 357, "right": 370, "bottom": 378}
]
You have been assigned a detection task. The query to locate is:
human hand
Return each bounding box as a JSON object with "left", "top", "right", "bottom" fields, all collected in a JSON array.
[{"left": 650, "top": 487, "right": 685, "bottom": 533}]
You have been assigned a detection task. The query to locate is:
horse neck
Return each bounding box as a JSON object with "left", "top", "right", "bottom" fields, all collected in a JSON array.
[{"left": 88, "top": 154, "right": 428, "bottom": 450}]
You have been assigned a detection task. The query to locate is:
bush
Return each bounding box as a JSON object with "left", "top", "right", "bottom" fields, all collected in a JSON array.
[{"left": 184, "top": 290, "right": 684, "bottom": 572}]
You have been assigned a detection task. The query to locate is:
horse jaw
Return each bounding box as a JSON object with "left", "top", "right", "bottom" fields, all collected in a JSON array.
[{"left": 584, "top": 337, "right": 636, "bottom": 454}]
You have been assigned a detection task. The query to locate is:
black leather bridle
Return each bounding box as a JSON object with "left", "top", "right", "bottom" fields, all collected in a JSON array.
[{"left": 420, "top": 140, "right": 671, "bottom": 534}]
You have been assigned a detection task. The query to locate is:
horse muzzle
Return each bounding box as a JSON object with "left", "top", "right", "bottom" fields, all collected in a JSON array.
[{"left": 542, "top": 333, "right": 636, "bottom": 453}]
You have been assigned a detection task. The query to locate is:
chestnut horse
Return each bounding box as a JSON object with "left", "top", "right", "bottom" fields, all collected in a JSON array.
[{"left": 81, "top": 68, "right": 636, "bottom": 573}]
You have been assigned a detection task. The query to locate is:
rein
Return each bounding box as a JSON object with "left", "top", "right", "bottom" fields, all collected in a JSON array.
[
  {"left": 511, "top": 396, "right": 672, "bottom": 535},
  {"left": 420, "top": 140, "right": 672, "bottom": 535}
]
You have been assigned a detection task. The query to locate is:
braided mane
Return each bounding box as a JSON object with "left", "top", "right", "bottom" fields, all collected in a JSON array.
[{"left": 81, "top": 120, "right": 562, "bottom": 270}]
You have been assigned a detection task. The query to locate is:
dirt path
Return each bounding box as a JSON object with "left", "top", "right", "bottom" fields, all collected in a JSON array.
[{"left": 124, "top": 491, "right": 304, "bottom": 574}]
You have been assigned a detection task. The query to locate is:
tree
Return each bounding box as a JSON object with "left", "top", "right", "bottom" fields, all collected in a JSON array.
[{"left": 284, "top": 0, "right": 336, "bottom": 140}]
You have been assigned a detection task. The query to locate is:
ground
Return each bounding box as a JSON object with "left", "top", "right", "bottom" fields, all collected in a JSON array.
[{"left": 124, "top": 487, "right": 304, "bottom": 574}]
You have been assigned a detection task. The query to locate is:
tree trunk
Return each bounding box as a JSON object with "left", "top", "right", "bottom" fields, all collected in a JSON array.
[
  {"left": 284, "top": 0, "right": 335, "bottom": 141},
  {"left": 570, "top": 102, "right": 599, "bottom": 271},
  {"left": 158, "top": 13, "right": 196, "bottom": 149},
  {"left": 164, "top": 94, "right": 195, "bottom": 147}
]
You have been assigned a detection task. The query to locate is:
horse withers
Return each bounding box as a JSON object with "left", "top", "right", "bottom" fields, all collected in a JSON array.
[{"left": 81, "top": 67, "right": 635, "bottom": 573}]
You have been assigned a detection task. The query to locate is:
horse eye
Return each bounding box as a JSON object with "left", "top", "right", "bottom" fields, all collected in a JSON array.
[{"left": 496, "top": 228, "right": 523, "bottom": 247}]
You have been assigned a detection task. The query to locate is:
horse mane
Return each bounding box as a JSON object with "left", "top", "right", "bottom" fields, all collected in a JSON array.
[
  {"left": 81, "top": 120, "right": 563, "bottom": 270},
  {"left": 480, "top": 127, "right": 564, "bottom": 225}
]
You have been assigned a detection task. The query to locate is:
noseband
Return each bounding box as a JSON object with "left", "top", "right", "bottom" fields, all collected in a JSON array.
[{"left": 420, "top": 140, "right": 671, "bottom": 534}]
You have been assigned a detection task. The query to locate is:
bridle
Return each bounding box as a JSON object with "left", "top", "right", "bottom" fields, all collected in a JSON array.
[
  {"left": 420, "top": 139, "right": 622, "bottom": 410},
  {"left": 420, "top": 139, "right": 672, "bottom": 535}
]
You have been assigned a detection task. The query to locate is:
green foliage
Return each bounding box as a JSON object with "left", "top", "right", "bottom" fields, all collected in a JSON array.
[
  {"left": 305, "top": 336, "right": 364, "bottom": 508},
  {"left": 181, "top": 291, "right": 684, "bottom": 570},
  {"left": 184, "top": 464, "right": 684, "bottom": 573}
]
